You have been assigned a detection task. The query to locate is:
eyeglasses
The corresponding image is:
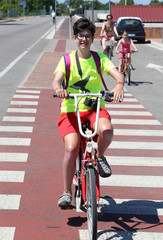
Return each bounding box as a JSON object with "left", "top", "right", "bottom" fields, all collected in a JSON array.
[
  {"left": 76, "top": 33, "right": 92, "bottom": 40},
  {"left": 107, "top": 18, "right": 112, "bottom": 20}
]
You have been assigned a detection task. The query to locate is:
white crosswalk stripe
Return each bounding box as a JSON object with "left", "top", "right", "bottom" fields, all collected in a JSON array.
[
  {"left": 0, "top": 195, "right": 21, "bottom": 210},
  {"left": 7, "top": 108, "right": 37, "bottom": 113},
  {"left": 0, "top": 227, "right": 15, "bottom": 240},
  {"left": 3, "top": 116, "right": 35, "bottom": 122}
]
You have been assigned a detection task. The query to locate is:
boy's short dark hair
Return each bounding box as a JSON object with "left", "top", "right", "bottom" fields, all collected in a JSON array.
[{"left": 73, "top": 17, "right": 96, "bottom": 36}]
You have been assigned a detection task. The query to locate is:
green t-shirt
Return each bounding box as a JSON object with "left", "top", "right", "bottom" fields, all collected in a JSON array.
[{"left": 54, "top": 50, "right": 115, "bottom": 114}]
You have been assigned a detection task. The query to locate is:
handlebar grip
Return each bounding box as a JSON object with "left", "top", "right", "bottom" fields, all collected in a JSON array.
[{"left": 104, "top": 92, "right": 114, "bottom": 102}]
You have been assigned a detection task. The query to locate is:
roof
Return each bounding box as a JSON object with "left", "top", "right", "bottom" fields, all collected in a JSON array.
[{"left": 111, "top": 5, "right": 163, "bottom": 23}]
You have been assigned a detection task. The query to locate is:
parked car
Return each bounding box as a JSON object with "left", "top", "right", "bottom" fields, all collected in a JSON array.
[{"left": 116, "top": 17, "right": 146, "bottom": 43}]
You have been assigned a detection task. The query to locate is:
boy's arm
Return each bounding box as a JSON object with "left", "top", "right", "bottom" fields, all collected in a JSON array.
[
  {"left": 116, "top": 40, "right": 121, "bottom": 53},
  {"left": 130, "top": 39, "right": 138, "bottom": 52},
  {"left": 100, "top": 22, "right": 105, "bottom": 36},
  {"left": 108, "top": 68, "right": 124, "bottom": 103},
  {"left": 52, "top": 72, "right": 68, "bottom": 98},
  {"left": 113, "top": 25, "right": 119, "bottom": 38}
]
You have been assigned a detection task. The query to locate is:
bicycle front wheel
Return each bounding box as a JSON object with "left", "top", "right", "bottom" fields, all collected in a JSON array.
[
  {"left": 86, "top": 167, "right": 97, "bottom": 240},
  {"left": 106, "top": 46, "right": 112, "bottom": 60},
  {"left": 126, "top": 66, "right": 131, "bottom": 85}
]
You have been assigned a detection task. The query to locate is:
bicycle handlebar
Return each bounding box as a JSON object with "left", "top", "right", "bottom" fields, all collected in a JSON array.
[
  {"left": 53, "top": 91, "right": 114, "bottom": 138},
  {"left": 119, "top": 50, "right": 136, "bottom": 54}
]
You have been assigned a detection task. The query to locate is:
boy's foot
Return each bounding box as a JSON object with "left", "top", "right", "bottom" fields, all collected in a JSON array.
[
  {"left": 97, "top": 156, "right": 112, "bottom": 178},
  {"left": 57, "top": 191, "right": 72, "bottom": 208}
]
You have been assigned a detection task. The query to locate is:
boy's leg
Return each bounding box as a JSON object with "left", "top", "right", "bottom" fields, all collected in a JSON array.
[
  {"left": 58, "top": 132, "right": 80, "bottom": 208},
  {"left": 119, "top": 58, "right": 123, "bottom": 72},
  {"left": 63, "top": 132, "right": 80, "bottom": 193},
  {"left": 95, "top": 118, "right": 113, "bottom": 157},
  {"left": 102, "top": 38, "right": 106, "bottom": 54}
]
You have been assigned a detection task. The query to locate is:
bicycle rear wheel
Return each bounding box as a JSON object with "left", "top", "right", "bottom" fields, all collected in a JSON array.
[
  {"left": 86, "top": 167, "right": 97, "bottom": 240},
  {"left": 126, "top": 65, "right": 131, "bottom": 85}
]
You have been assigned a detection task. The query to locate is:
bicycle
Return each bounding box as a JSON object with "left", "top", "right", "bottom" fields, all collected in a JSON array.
[
  {"left": 54, "top": 91, "right": 113, "bottom": 240},
  {"left": 120, "top": 50, "right": 135, "bottom": 85}
]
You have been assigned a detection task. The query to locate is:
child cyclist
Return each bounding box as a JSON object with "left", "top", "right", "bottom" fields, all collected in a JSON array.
[
  {"left": 116, "top": 30, "right": 138, "bottom": 73},
  {"left": 52, "top": 17, "right": 124, "bottom": 208}
]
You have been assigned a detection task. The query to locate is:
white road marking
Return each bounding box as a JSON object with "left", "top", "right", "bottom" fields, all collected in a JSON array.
[
  {"left": 0, "top": 126, "right": 33, "bottom": 133},
  {"left": 114, "top": 129, "right": 163, "bottom": 136},
  {"left": 107, "top": 156, "right": 163, "bottom": 167},
  {"left": 16, "top": 90, "right": 40, "bottom": 94},
  {"left": 0, "top": 152, "right": 28, "bottom": 162},
  {"left": 0, "top": 171, "right": 25, "bottom": 182},
  {"left": 123, "top": 98, "right": 138, "bottom": 102},
  {"left": 112, "top": 119, "right": 161, "bottom": 125},
  {"left": 109, "top": 111, "right": 152, "bottom": 116},
  {"left": 0, "top": 138, "right": 31, "bottom": 146},
  {"left": 46, "top": 18, "right": 65, "bottom": 39},
  {"left": 106, "top": 104, "right": 144, "bottom": 108},
  {"left": 146, "top": 63, "right": 163, "bottom": 74},
  {"left": 0, "top": 195, "right": 21, "bottom": 210},
  {"left": 11, "top": 101, "right": 38, "bottom": 105},
  {"left": 7, "top": 108, "right": 37, "bottom": 113},
  {"left": 13, "top": 94, "right": 39, "bottom": 99},
  {"left": 3, "top": 116, "right": 35, "bottom": 122},
  {"left": 100, "top": 175, "right": 163, "bottom": 188},
  {"left": 0, "top": 227, "right": 15, "bottom": 240},
  {"left": 93, "top": 141, "right": 163, "bottom": 150}
]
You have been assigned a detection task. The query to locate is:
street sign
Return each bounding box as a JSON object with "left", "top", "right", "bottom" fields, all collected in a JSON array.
[{"left": 18, "top": 0, "right": 26, "bottom": 7}]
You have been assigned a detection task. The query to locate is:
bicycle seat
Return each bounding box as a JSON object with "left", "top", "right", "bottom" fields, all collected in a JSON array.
[{"left": 82, "top": 120, "right": 91, "bottom": 133}]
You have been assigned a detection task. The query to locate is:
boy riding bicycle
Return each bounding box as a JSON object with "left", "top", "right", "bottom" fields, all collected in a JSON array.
[{"left": 52, "top": 17, "right": 124, "bottom": 208}]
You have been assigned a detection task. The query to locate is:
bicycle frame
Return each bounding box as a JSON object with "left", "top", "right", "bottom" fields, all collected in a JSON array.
[{"left": 73, "top": 93, "right": 102, "bottom": 206}]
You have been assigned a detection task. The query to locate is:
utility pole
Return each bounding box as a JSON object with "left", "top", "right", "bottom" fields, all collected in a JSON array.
[
  {"left": 54, "top": 0, "right": 56, "bottom": 33},
  {"left": 125, "top": 0, "right": 127, "bottom": 5}
]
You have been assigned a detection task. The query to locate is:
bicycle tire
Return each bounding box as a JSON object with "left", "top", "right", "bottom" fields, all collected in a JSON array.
[
  {"left": 74, "top": 151, "right": 84, "bottom": 210},
  {"left": 126, "top": 66, "right": 131, "bottom": 85},
  {"left": 106, "top": 46, "right": 112, "bottom": 60},
  {"left": 86, "top": 167, "right": 97, "bottom": 240}
]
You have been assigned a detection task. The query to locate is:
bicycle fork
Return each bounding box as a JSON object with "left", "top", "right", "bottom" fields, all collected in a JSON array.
[{"left": 81, "top": 140, "right": 100, "bottom": 208}]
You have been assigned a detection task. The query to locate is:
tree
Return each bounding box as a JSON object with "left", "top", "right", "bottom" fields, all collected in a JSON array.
[{"left": 119, "top": 0, "right": 134, "bottom": 4}]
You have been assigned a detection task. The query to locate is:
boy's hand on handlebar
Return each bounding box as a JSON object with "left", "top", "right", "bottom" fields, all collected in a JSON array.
[
  {"left": 111, "top": 84, "right": 124, "bottom": 103},
  {"left": 55, "top": 88, "right": 68, "bottom": 99}
]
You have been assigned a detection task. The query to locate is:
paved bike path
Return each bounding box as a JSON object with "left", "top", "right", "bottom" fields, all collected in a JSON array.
[{"left": 0, "top": 18, "right": 163, "bottom": 240}]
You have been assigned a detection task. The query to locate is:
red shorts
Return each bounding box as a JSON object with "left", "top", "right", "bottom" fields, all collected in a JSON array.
[{"left": 58, "top": 107, "right": 111, "bottom": 142}]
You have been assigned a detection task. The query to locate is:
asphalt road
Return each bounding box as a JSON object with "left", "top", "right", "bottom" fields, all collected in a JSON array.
[{"left": 0, "top": 16, "right": 64, "bottom": 123}]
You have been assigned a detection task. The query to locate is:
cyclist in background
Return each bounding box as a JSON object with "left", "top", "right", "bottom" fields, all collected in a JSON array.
[
  {"left": 116, "top": 30, "right": 138, "bottom": 73},
  {"left": 100, "top": 14, "right": 119, "bottom": 55},
  {"left": 52, "top": 17, "right": 124, "bottom": 208},
  {"left": 69, "top": 11, "right": 72, "bottom": 21},
  {"left": 51, "top": 11, "right": 56, "bottom": 24}
]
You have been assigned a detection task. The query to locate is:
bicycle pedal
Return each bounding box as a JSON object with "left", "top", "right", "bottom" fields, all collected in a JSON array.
[{"left": 61, "top": 205, "right": 73, "bottom": 210}]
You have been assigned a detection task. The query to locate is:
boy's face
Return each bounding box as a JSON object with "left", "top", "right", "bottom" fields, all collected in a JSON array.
[{"left": 73, "top": 29, "right": 94, "bottom": 50}]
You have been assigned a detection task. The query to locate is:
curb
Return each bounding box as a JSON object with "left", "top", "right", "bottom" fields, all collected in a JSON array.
[{"left": 151, "top": 40, "right": 163, "bottom": 49}]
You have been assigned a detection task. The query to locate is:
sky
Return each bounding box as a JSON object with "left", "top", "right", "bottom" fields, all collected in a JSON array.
[{"left": 58, "top": 0, "right": 152, "bottom": 4}]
